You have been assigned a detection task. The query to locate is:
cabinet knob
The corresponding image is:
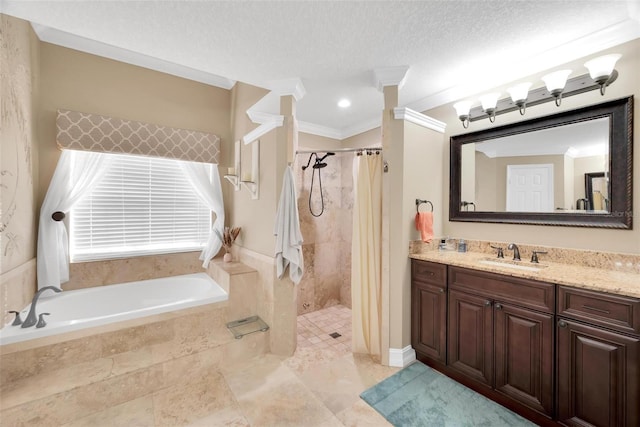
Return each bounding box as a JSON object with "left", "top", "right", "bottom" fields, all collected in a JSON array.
[
  {"left": 495, "top": 303, "right": 502, "bottom": 310},
  {"left": 484, "top": 300, "right": 492, "bottom": 306},
  {"left": 439, "top": 288, "right": 444, "bottom": 293},
  {"left": 558, "top": 320, "right": 568, "bottom": 328}
]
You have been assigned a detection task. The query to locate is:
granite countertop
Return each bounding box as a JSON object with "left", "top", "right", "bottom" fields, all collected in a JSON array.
[{"left": 410, "top": 250, "right": 640, "bottom": 299}]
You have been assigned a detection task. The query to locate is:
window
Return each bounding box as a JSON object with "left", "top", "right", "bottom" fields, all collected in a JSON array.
[{"left": 70, "top": 152, "right": 212, "bottom": 262}]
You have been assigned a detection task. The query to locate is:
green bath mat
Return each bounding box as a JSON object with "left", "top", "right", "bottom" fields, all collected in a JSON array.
[{"left": 360, "top": 361, "right": 536, "bottom": 427}]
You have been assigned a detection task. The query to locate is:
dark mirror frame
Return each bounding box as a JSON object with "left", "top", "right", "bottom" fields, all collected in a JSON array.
[
  {"left": 450, "top": 96, "right": 633, "bottom": 229},
  {"left": 584, "top": 172, "right": 606, "bottom": 212}
]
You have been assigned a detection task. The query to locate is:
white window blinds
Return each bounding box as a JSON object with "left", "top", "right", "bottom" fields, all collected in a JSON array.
[{"left": 70, "top": 152, "right": 212, "bottom": 262}]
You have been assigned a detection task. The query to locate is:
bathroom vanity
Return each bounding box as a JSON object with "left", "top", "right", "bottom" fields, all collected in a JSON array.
[{"left": 411, "top": 254, "right": 639, "bottom": 427}]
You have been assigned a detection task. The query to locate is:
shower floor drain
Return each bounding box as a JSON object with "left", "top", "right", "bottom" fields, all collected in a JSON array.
[{"left": 329, "top": 332, "right": 341, "bottom": 339}]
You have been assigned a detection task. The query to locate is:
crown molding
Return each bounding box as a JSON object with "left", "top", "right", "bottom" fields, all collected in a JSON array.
[
  {"left": 297, "top": 121, "right": 342, "bottom": 140},
  {"left": 268, "top": 78, "right": 306, "bottom": 101},
  {"left": 246, "top": 110, "right": 284, "bottom": 126},
  {"left": 31, "top": 23, "right": 236, "bottom": 90},
  {"left": 373, "top": 65, "right": 410, "bottom": 92},
  {"left": 393, "top": 107, "right": 446, "bottom": 134},
  {"left": 243, "top": 111, "right": 284, "bottom": 144}
]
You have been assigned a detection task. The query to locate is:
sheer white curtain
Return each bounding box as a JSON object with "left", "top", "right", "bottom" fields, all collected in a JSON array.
[
  {"left": 351, "top": 154, "right": 383, "bottom": 359},
  {"left": 178, "top": 161, "right": 225, "bottom": 268},
  {"left": 37, "top": 150, "right": 112, "bottom": 289}
]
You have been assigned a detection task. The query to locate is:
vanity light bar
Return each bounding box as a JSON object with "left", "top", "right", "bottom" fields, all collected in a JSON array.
[{"left": 467, "top": 71, "right": 618, "bottom": 122}]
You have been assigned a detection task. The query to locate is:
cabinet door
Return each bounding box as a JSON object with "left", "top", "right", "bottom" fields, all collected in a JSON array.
[
  {"left": 494, "top": 303, "right": 554, "bottom": 418},
  {"left": 448, "top": 289, "right": 493, "bottom": 387},
  {"left": 412, "top": 282, "right": 446, "bottom": 363},
  {"left": 557, "top": 319, "right": 640, "bottom": 427}
]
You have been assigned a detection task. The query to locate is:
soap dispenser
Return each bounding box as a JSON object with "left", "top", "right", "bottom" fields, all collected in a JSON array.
[{"left": 458, "top": 239, "right": 467, "bottom": 253}]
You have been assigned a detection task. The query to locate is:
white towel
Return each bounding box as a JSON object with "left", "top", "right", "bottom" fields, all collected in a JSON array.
[{"left": 274, "top": 165, "right": 304, "bottom": 284}]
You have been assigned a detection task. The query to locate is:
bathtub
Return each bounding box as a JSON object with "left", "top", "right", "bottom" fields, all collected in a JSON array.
[{"left": 0, "top": 273, "right": 228, "bottom": 346}]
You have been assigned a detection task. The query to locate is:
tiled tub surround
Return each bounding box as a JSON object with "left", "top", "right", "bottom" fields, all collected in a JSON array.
[
  {"left": 410, "top": 239, "right": 640, "bottom": 298},
  {"left": 65, "top": 251, "right": 207, "bottom": 291},
  {"left": 0, "top": 263, "right": 268, "bottom": 426}
]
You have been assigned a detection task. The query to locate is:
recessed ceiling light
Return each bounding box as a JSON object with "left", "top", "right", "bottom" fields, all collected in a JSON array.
[{"left": 337, "top": 98, "right": 351, "bottom": 108}]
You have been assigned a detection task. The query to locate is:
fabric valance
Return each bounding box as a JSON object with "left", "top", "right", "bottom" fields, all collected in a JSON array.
[{"left": 56, "top": 109, "right": 220, "bottom": 164}]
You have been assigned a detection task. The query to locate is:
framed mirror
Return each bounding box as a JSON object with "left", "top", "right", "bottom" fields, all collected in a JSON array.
[{"left": 450, "top": 96, "right": 633, "bottom": 228}]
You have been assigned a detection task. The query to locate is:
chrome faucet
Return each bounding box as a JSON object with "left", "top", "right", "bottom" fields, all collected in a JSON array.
[
  {"left": 507, "top": 243, "right": 521, "bottom": 261},
  {"left": 21, "top": 286, "right": 62, "bottom": 328}
]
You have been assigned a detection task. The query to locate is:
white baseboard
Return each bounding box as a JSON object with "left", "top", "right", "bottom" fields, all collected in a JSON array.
[{"left": 388, "top": 345, "right": 416, "bottom": 367}]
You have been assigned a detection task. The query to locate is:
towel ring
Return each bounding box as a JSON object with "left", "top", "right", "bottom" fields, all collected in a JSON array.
[{"left": 415, "top": 199, "right": 433, "bottom": 213}]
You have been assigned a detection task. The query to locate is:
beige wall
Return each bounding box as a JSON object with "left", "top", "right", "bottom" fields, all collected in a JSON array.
[
  {"left": 573, "top": 155, "right": 607, "bottom": 201},
  {"left": 229, "top": 82, "right": 277, "bottom": 257},
  {"left": 426, "top": 38, "right": 640, "bottom": 254},
  {"left": 342, "top": 128, "right": 381, "bottom": 148},
  {"left": 38, "top": 42, "right": 231, "bottom": 210},
  {"left": 298, "top": 132, "right": 343, "bottom": 151},
  {"left": 475, "top": 152, "right": 498, "bottom": 211},
  {"left": 0, "top": 15, "right": 39, "bottom": 321},
  {"left": 33, "top": 40, "right": 231, "bottom": 288}
]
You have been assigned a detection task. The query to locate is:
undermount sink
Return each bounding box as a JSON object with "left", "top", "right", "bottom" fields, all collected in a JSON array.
[{"left": 478, "top": 258, "right": 547, "bottom": 272}]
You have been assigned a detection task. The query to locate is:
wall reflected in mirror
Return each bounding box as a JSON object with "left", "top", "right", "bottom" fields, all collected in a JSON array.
[{"left": 460, "top": 117, "right": 610, "bottom": 214}]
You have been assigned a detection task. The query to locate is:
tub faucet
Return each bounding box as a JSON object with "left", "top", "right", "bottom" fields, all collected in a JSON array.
[
  {"left": 21, "top": 286, "right": 62, "bottom": 328},
  {"left": 507, "top": 243, "right": 521, "bottom": 261}
]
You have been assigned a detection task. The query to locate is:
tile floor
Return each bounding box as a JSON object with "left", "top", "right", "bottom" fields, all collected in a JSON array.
[{"left": 217, "top": 304, "right": 399, "bottom": 426}]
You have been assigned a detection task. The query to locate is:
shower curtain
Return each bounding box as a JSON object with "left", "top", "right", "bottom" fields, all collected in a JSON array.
[{"left": 351, "top": 153, "right": 382, "bottom": 358}]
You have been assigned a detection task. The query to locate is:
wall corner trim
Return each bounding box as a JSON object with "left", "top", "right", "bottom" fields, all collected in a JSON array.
[
  {"left": 243, "top": 111, "right": 284, "bottom": 145},
  {"left": 388, "top": 345, "right": 417, "bottom": 367},
  {"left": 393, "top": 107, "right": 447, "bottom": 134},
  {"left": 268, "top": 78, "right": 306, "bottom": 101},
  {"left": 374, "top": 66, "right": 410, "bottom": 92}
]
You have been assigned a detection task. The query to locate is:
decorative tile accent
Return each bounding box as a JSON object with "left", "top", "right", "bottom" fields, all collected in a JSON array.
[{"left": 56, "top": 109, "right": 220, "bottom": 164}]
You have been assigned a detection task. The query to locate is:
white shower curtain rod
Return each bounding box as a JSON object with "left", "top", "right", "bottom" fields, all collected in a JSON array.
[{"left": 295, "top": 147, "right": 382, "bottom": 154}]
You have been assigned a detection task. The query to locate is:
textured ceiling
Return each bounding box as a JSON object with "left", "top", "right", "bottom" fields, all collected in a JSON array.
[{"left": 3, "top": 0, "right": 639, "bottom": 138}]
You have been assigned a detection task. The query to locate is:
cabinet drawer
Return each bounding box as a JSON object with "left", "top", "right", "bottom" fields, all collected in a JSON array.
[
  {"left": 412, "top": 260, "right": 447, "bottom": 287},
  {"left": 558, "top": 286, "right": 640, "bottom": 336},
  {"left": 449, "top": 266, "right": 554, "bottom": 313}
]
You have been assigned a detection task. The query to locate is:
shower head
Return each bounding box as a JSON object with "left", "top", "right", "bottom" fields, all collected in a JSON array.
[
  {"left": 302, "top": 152, "right": 334, "bottom": 170},
  {"left": 317, "top": 152, "right": 335, "bottom": 162}
]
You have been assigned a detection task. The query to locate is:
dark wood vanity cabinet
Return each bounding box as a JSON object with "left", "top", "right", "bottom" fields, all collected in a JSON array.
[
  {"left": 556, "top": 287, "right": 640, "bottom": 427},
  {"left": 411, "top": 260, "right": 447, "bottom": 364},
  {"left": 447, "top": 267, "right": 555, "bottom": 419},
  {"left": 411, "top": 260, "right": 640, "bottom": 426}
]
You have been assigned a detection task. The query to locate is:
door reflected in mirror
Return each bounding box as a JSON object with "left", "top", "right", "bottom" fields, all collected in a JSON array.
[{"left": 460, "top": 118, "right": 610, "bottom": 213}]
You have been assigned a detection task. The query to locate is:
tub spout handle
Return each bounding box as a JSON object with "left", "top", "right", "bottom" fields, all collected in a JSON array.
[
  {"left": 36, "top": 313, "right": 51, "bottom": 329},
  {"left": 22, "top": 286, "right": 62, "bottom": 328},
  {"left": 8, "top": 310, "right": 23, "bottom": 326}
]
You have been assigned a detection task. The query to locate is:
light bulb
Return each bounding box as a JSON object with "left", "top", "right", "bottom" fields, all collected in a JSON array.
[
  {"left": 584, "top": 54, "right": 621, "bottom": 80},
  {"left": 479, "top": 93, "right": 500, "bottom": 123},
  {"left": 453, "top": 101, "right": 472, "bottom": 128},
  {"left": 542, "top": 70, "right": 571, "bottom": 106},
  {"left": 542, "top": 70, "right": 571, "bottom": 92},
  {"left": 584, "top": 54, "right": 621, "bottom": 95},
  {"left": 507, "top": 82, "right": 532, "bottom": 115},
  {"left": 507, "top": 82, "right": 532, "bottom": 103}
]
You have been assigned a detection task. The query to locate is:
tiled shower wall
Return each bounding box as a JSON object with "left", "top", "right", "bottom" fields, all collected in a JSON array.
[{"left": 295, "top": 153, "right": 353, "bottom": 315}]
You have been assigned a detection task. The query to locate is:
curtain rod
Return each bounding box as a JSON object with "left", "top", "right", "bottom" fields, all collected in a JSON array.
[{"left": 295, "top": 146, "right": 382, "bottom": 154}]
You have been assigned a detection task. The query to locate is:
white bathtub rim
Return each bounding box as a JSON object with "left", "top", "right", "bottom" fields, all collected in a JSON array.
[{"left": 0, "top": 273, "right": 228, "bottom": 347}]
